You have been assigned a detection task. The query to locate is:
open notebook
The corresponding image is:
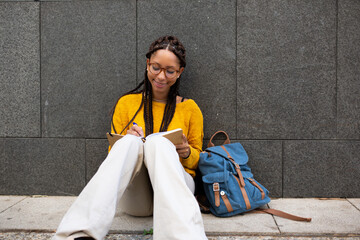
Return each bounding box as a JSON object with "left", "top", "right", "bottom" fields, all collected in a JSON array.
[{"left": 106, "top": 128, "right": 183, "bottom": 147}]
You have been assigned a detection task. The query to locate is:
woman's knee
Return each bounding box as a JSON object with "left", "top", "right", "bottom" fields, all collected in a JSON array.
[
  {"left": 110, "top": 134, "right": 143, "bottom": 152},
  {"left": 144, "top": 135, "right": 174, "bottom": 150},
  {"left": 144, "top": 136, "right": 177, "bottom": 164},
  {"left": 120, "top": 134, "right": 143, "bottom": 145}
]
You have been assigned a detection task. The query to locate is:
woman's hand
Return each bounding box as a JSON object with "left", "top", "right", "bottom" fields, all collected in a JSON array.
[
  {"left": 127, "top": 124, "right": 144, "bottom": 137},
  {"left": 175, "top": 134, "right": 191, "bottom": 159}
]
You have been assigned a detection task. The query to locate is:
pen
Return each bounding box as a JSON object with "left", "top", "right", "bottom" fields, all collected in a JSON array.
[{"left": 133, "top": 122, "right": 145, "bottom": 141}]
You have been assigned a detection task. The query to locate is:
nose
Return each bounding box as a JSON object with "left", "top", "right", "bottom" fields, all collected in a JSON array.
[{"left": 157, "top": 69, "right": 166, "bottom": 80}]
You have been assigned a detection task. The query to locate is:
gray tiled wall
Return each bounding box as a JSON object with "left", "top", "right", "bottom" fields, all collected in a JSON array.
[
  {"left": 0, "top": 138, "right": 85, "bottom": 195},
  {"left": 237, "top": 0, "right": 337, "bottom": 139},
  {"left": 283, "top": 140, "right": 360, "bottom": 197},
  {"left": 337, "top": 0, "right": 360, "bottom": 139},
  {"left": 0, "top": 0, "right": 359, "bottom": 197},
  {"left": 0, "top": 2, "right": 40, "bottom": 138},
  {"left": 137, "top": 0, "right": 237, "bottom": 139},
  {"left": 41, "top": 1, "right": 136, "bottom": 138}
]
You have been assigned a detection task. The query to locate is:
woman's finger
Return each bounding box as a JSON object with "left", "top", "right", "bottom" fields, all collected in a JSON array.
[
  {"left": 134, "top": 126, "right": 144, "bottom": 137},
  {"left": 177, "top": 147, "right": 190, "bottom": 158},
  {"left": 176, "top": 144, "right": 185, "bottom": 149},
  {"left": 130, "top": 125, "right": 144, "bottom": 137},
  {"left": 176, "top": 134, "right": 188, "bottom": 148},
  {"left": 182, "top": 134, "right": 188, "bottom": 144},
  {"left": 127, "top": 129, "right": 138, "bottom": 136}
]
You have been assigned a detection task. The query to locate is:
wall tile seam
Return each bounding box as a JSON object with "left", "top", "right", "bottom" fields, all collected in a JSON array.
[
  {"left": 39, "top": 1, "right": 42, "bottom": 138},
  {"left": 0, "top": 1, "right": 131, "bottom": 4},
  {"left": 335, "top": 0, "right": 339, "bottom": 138},
  {"left": 84, "top": 138, "right": 87, "bottom": 186},
  {"left": 1, "top": 138, "right": 359, "bottom": 141},
  {"left": 0, "top": 0, "right": 111, "bottom": 1},
  {"left": 0, "top": 137, "right": 89, "bottom": 140},
  {"left": 135, "top": 0, "right": 138, "bottom": 86},
  {"left": 235, "top": 0, "right": 238, "bottom": 140},
  {"left": 84, "top": 138, "right": 108, "bottom": 141},
  {"left": 281, "top": 140, "right": 284, "bottom": 198}
]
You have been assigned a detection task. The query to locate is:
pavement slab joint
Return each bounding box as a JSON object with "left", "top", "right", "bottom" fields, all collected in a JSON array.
[
  {"left": 347, "top": 198, "right": 360, "bottom": 212},
  {"left": 0, "top": 196, "right": 28, "bottom": 214}
]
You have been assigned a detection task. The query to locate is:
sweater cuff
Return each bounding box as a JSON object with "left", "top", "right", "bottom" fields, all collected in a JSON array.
[
  {"left": 183, "top": 146, "right": 191, "bottom": 159},
  {"left": 181, "top": 145, "right": 199, "bottom": 170}
]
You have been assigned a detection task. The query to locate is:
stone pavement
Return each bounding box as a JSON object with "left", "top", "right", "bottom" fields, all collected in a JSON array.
[{"left": 0, "top": 196, "right": 359, "bottom": 239}]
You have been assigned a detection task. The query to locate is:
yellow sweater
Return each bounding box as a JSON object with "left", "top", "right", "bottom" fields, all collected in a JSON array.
[{"left": 111, "top": 93, "right": 204, "bottom": 177}]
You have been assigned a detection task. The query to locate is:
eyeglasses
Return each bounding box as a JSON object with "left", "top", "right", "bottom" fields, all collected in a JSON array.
[{"left": 148, "top": 63, "right": 180, "bottom": 79}]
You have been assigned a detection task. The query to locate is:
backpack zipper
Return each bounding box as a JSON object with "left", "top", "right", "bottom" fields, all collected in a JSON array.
[
  {"left": 232, "top": 174, "right": 252, "bottom": 210},
  {"left": 248, "top": 178, "right": 266, "bottom": 200}
]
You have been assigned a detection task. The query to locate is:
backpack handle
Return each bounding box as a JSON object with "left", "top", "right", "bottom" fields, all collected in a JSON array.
[{"left": 207, "top": 131, "right": 231, "bottom": 148}]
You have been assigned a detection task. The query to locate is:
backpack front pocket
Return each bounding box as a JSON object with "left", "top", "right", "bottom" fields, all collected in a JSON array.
[
  {"left": 248, "top": 178, "right": 267, "bottom": 200},
  {"left": 202, "top": 171, "right": 241, "bottom": 216},
  {"left": 245, "top": 178, "right": 271, "bottom": 208}
]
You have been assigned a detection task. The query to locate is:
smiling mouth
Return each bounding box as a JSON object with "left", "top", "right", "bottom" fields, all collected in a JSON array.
[{"left": 153, "top": 79, "right": 166, "bottom": 88}]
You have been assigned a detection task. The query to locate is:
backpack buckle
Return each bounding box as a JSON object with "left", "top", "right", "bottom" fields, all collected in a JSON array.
[{"left": 213, "top": 182, "right": 220, "bottom": 192}]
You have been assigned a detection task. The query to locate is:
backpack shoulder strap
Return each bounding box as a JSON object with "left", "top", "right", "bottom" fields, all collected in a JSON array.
[{"left": 252, "top": 208, "right": 311, "bottom": 222}]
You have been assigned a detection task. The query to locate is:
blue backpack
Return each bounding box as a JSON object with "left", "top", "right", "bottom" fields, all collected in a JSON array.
[{"left": 198, "top": 131, "right": 270, "bottom": 217}]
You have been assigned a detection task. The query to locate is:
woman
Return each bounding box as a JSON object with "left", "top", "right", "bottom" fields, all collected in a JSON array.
[{"left": 53, "top": 36, "right": 207, "bottom": 240}]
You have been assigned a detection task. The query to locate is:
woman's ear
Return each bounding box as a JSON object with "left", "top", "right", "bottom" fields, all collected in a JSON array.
[
  {"left": 146, "top": 59, "right": 149, "bottom": 70},
  {"left": 179, "top": 67, "right": 185, "bottom": 76}
]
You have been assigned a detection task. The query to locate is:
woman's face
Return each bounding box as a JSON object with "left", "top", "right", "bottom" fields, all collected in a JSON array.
[{"left": 146, "top": 49, "right": 184, "bottom": 98}]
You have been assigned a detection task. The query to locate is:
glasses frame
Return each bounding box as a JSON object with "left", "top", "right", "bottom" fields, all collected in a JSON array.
[{"left": 147, "top": 63, "right": 180, "bottom": 79}]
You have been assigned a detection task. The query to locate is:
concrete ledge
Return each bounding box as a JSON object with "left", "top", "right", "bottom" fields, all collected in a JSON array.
[
  {"left": 269, "top": 198, "right": 360, "bottom": 235},
  {"left": 1, "top": 196, "right": 360, "bottom": 238}
]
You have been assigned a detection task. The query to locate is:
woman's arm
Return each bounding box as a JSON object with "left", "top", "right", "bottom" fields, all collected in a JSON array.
[
  {"left": 111, "top": 96, "right": 129, "bottom": 135},
  {"left": 179, "top": 102, "right": 204, "bottom": 175},
  {"left": 108, "top": 96, "right": 131, "bottom": 152}
]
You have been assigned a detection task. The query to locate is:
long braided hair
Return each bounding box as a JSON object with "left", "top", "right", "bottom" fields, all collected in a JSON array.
[{"left": 110, "top": 36, "right": 186, "bottom": 136}]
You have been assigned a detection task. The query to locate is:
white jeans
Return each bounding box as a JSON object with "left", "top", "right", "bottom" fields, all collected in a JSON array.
[{"left": 53, "top": 134, "right": 207, "bottom": 240}]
